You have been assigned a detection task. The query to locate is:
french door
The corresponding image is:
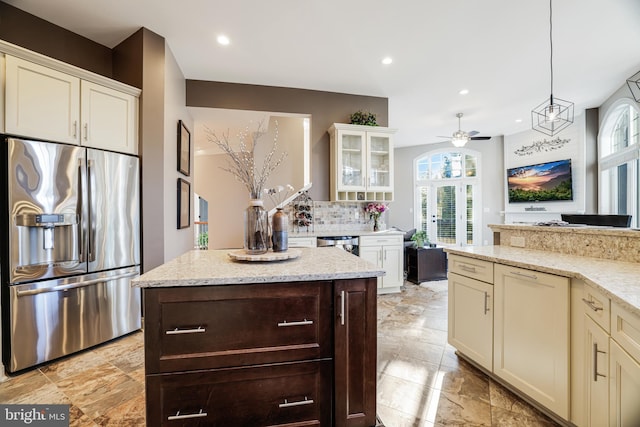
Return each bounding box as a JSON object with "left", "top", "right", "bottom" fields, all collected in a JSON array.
[{"left": 420, "top": 182, "right": 478, "bottom": 247}]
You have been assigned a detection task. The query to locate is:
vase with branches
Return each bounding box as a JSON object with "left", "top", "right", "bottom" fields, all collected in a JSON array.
[{"left": 206, "top": 120, "right": 287, "bottom": 254}]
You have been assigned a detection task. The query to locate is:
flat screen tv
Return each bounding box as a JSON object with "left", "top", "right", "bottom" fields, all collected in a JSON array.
[{"left": 507, "top": 159, "right": 573, "bottom": 203}]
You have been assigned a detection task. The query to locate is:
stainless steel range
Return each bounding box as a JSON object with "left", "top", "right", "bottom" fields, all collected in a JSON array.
[{"left": 1, "top": 136, "right": 141, "bottom": 373}]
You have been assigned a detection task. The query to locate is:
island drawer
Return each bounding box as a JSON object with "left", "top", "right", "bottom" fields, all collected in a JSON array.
[
  {"left": 448, "top": 254, "right": 494, "bottom": 284},
  {"left": 146, "top": 359, "right": 331, "bottom": 426},
  {"left": 144, "top": 281, "right": 332, "bottom": 374}
]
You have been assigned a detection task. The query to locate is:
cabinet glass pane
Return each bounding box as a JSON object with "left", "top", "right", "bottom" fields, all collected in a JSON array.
[
  {"left": 341, "top": 134, "right": 363, "bottom": 187},
  {"left": 369, "top": 136, "right": 390, "bottom": 187}
]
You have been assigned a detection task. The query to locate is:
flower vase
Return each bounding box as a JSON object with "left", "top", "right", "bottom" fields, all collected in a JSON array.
[
  {"left": 244, "top": 199, "right": 269, "bottom": 254},
  {"left": 271, "top": 208, "right": 288, "bottom": 252},
  {"left": 373, "top": 216, "right": 379, "bottom": 232}
]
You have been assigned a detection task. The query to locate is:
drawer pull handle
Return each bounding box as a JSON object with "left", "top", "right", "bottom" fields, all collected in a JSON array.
[
  {"left": 340, "top": 290, "right": 345, "bottom": 326},
  {"left": 484, "top": 292, "right": 490, "bottom": 315},
  {"left": 167, "top": 409, "right": 207, "bottom": 420},
  {"left": 278, "top": 319, "right": 313, "bottom": 327},
  {"left": 582, "top": 298, "right": 604, "bottom": 312},
  {"left": 279, "top": 397, "right": 314, "bottom": 408},
  {"left": 593, "top": 343, "right": 607, "bottom": 382},
  {"left": 459, "top": 264, "right": 477, "bottom": 273},
  {"left": 165, "top": 326, "right": 205, "bottom": 335},
  {"left": 510, "top": 271, "right": 537, "bottom": 281}
]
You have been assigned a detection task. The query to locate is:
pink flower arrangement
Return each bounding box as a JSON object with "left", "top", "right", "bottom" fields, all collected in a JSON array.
[{"left": 364, "top": 203, "right": 388, "bottom": 220}]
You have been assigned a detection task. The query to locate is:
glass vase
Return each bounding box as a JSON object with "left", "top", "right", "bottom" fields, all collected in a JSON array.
[
  {"left": 244, "top": 199, "right": 269, "bottom": 254},
  {"left": 271, "top": 208, "right": 288, "bottom": 252}
]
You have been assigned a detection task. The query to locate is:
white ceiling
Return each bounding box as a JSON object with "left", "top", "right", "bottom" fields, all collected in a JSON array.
[{"left": 7, "top": 0, "right": 640, "bottom": 147}]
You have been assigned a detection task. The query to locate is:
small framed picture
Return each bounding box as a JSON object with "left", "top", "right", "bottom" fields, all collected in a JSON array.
[
  {"left": 177, "top": 178, "right": 190, "bottom": 229},
  {"left": 178, "top": 120, "right": 191, "bottom": 176}
]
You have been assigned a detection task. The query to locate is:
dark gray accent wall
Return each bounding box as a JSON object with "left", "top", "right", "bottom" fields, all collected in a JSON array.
[
  {"left": 0, "top": 1, "right": 112, "bottom": 77},
  {"left": 114, "top": 28, "right": 166, "bottom": 273},
  {"left": 186, "top": 80, "right": 388, "bottom": 201},
  {"left": 584, "top": 108, "right": 599, "bottom": 213}
]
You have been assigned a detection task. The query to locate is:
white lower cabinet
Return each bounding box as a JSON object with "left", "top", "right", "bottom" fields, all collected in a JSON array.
[
  {"left": 609, "top": 301, "right": 640, "bottom": 427},
  {"left": 448, "top": 272, "right": 493, "bottom": 371},
  {"left": 358, "top": 234, "right": 403, "bottom": 294},
  {"left": 493, "top": 264, "right": 570, "bottom": 420}
]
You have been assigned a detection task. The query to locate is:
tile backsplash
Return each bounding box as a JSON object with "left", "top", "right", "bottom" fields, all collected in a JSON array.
[{"left": 288, "top": 201, "right": 388, "bottom": 233}]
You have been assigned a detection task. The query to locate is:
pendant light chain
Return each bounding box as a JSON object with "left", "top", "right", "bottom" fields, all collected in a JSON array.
[
  {"left": 549, "top": 0, "right": 553, "bottom": 106},
  {"left": 531, "top": 0, "right": 574, "bottom": 136}
]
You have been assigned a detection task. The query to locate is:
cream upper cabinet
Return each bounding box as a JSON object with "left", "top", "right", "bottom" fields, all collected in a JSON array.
[
  {"left": 4, "top": 55, "right": 138, "bottom": 154},
  {"left": 329, "top": 123, "right": 396, "bottom": 202},
  {"left": 359, "top": 234, "right": 403, "bottom": 294},
  {"left": 5, "top": 55, "right": 80, "bottom": 144},
  {"left": 80, "top": 80, "right": 137, "bottom": 154},
  {"left": 493, "top": 264, "right": 570, "bottom": 420}
]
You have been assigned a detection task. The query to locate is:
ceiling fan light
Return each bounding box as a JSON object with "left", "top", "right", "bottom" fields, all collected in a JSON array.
[{"left": 451, "top": 134, "right": 469, "bottom": 147}]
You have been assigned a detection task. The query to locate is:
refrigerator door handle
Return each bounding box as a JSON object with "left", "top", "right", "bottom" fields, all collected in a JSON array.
[
  {"left": 78, "top": 157, "right": 86, "bottom": 263},
  {"left": 87, "top": 159, "right": 96, "bottom": 262},
  {"left": 15, "top": 271, "right": 139, "bottom": 297}
]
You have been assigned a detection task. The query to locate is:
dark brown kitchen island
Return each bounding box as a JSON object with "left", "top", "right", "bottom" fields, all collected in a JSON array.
[{"left": 133, "top": 247, "right": 384, "bottom": 426}]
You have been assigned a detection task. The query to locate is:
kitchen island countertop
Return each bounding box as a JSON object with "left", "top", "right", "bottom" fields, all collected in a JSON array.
[{"left": 132, "top": 247, "right": 384, "bottom": 288}]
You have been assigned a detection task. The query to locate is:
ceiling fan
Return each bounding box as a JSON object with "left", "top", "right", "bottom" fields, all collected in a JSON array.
[{"left": 440, "top": 113, "right": 491, "bottom": 147}]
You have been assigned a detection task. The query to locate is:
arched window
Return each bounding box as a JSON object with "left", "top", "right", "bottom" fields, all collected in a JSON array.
[
  {"left": 599, "top": 100, "right": 640, "bottom": 227},
  {"left": 415, "top": 149, "right": 481, "bottom": 246}
]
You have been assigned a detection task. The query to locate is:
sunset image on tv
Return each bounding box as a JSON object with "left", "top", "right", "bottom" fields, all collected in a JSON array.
[{"left": 507, "top": 159, "right": 573, "bottom": 203}]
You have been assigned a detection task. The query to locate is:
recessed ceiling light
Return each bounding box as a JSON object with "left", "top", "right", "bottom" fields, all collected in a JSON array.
[
  {"left": 217, "top": 35, "right": 230, "bottom": 46},
  {"left": 459, "top": 89, "right": 469, "bottom": 95},
  {"left": 381, "top": 57, "right": 393, "bottom": 65},
  {"left": 515, "top": 118, "right": 523, "bottom": 123}
]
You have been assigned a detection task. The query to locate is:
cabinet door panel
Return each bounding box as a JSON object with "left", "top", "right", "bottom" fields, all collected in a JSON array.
[
  {"left": 5, "top": 56, "right": 80, "bottom": 144},
  {"left": 81, "top": 81, "right": 137, "bottom": 154},
  {"left": 584, "top": 315, "right": 609, "bottom": 427},
  {"left": 493, "top": 264, "right": 569, "bottom": 419},
  {"left": 609, "top": 339, "right": 640, "bottom": 426},
  {"left": 337, "top": 130, "right": 366, "bottom": 190},
  {"left": 382, "top": 245, "right": 403, "bottom": 289},
  {"left": 359, "top": 246, "right": 382, "bottom": 289},
  {"left": 334, "top": 278, "right": 377, "bottom": 427},
  {"left": 448, "top": 272, "right": 493, "bottom": 371}
]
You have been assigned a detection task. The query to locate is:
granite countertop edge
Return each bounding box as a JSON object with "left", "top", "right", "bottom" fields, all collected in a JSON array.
[
  {"left": 132, "top": 247, "right": 385, "bottom": 289},
  {"left": 445, "top": 246, "right": 640, "bottom": 316}
]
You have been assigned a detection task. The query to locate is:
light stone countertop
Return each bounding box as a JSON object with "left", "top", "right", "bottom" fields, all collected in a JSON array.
[
  {"left": 445, "top": 245, "right": 640, "bottom": 316},
  {"left": 132, "top": 247, "right": 385, "bottom": 288}
]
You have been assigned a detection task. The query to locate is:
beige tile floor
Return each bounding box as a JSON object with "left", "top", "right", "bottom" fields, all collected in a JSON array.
[{"left": 0, "top": 280, "right": 560, "bottom": 426}]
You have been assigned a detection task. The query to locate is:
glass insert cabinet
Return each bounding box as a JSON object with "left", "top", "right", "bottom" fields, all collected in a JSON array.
[{"left": 329, "top": 123, "right": 396, "bottom": 202}]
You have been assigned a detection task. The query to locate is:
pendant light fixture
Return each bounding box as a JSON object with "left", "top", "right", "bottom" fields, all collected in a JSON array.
[
  {"left": 627, "top": 70, "right": 640, "bottom": 102},
  {"left": 531, "top": 0, "right": 574, "bottom": 136}
]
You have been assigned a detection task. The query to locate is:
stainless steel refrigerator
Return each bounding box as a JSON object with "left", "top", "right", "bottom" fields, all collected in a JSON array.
[{"left": 1, "top": 136, "right": 141, "bottom": 373}]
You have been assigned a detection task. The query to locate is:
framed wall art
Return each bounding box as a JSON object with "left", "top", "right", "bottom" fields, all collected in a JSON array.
[
  {"left": 177, "top": 178, "right": 190, "bottom": 229},
  {"left": 178, "top": 120, "right": 191, "bottom": 176}
]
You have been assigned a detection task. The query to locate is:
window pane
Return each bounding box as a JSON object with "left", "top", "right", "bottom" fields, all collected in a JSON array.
[
  {"left": 612, "top": 108, "right": 630, "bottom": 153},
  {"left": 465, "top": 155, "right": 477, "bottom": 177},
  {"left": 617, "top": 163, "right": 628, "bottom": 214},
  {"left": 418, "top": 186, "right": 429, "bottom": 234},
  {"left": 417, "top": 159, "right": 429, "bottom": 181},
  {"left": 632, "top": 108, "right": 639, "bottom": 146},
  {"left": 437, "top": 185, "right": 456, "bottom": 244},
  {"left": 466, "top": 185, "right": 474, "bottom": 245}
]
